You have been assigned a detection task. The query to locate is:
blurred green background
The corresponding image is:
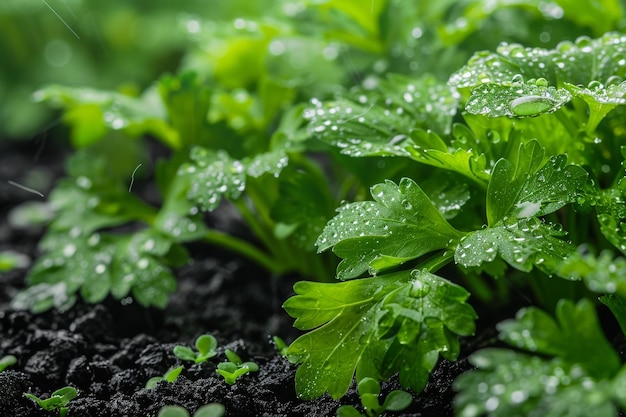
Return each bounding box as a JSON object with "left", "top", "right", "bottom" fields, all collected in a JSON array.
[
  {"left": 2, "top": 0, "right": 626, "bottom": 141},
  {"left": 0, "top": 0, "right": 285, "bottom": 139}
]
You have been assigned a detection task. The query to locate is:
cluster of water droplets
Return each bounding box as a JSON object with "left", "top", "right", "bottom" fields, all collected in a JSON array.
[
  {"left": 304, "top": 75, "right": 458, "bottom": 157},
  {"left": 316, "top": 201, "right": 386, "bottom": 250},
  {"left": 565, "top": 249, "right": 624, "bottom": 294},
  {"left": 33, "top": 227, "right": 116, "bottom": 307},
  {"left": 450, "top": 32, "right": 626, "bottom": 105},
  {"left": 597, "top": 212, "right": 626, "bottom": 255},
  {"left": 304, "top": 96, "right": 408, "bottom": 158},
  {"left": 462, "top": 350, "right": 595, "bottom": 415},
  {"left": 432, "top": 184, "right": 471, "bottom": 220},
  {"left": 575, "top": 78, "right": 626, "bottom": 105},
  {"left": 184, "top": 147, "right": 290, "bottom": 211},
  {"left": 184, "top": 148, "right": 248, "bottom": 211},
  {"left": 465, "top": 75, "right": 571, "bottom": 118},
  {"left": 156, "top": 212, "right": 203, "bottom": 240},
  {"left": 456, "top": 216, "right": 564, "bottom": 271}
]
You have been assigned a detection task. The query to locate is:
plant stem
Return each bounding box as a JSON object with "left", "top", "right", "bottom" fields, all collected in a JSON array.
[
  {"left": 422, "top": 250, "right": 455, "bottom": 273},
  {"left": 202, "top": 229, "right": 281, "bottom": 274},
  {"left": 232, "top": 198, "right": 277, "bottom": 252}
]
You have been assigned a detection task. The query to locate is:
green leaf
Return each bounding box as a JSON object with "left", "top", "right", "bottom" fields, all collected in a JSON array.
[
  {"left": 559, "top": 250, "right": 626, "bottom": 295},
  {"left": 173, "top": 333, "right": 218, "bottom": 364},
  {"left": 24, "top": 386, "right": 78, "bottom": 411},
  {"left": 441, "top": 0, "right": 622, "bottom": 44},
  {"left": 223, "top": 349, "right": 241, "bottom": 365},
  {"left": 497, "top": 299, "right": 621, "bottom": 379},
  {"left": 158, "top": 72, "right": 221, "bottom": 150},
  {"left": 302, "top": 74, "right": 489, "bottom": 187},
  {"left": 455, "top": 142, "right": 586, "bottom": 273},
  {"left": 304, "top": 74, "right": 458, "bottom": 143},
  {"left": 270, "top": 167, "right": 335, "bottom": 249},
  {"left": 13, "top": 229, "right": 178, "bottom": 312},
  {"left": 486, "top": 140, "right": 544, "bottom": 225},
  {"left": 182, "top": 147, "right": 288, "bottom": 211},
  {"left": 595, "top": 182, "right": 626, "bottom": 255},
  {"left": 357, "top": 377, "right": 380, "bottom": 396},
  {"left": 424, "top": 179, "right": 471, "bottom": 221},
  {"left": 164, "top": 366, "right": 184, "bottom": 383},
  {"left": 0, "top": 251, "right": 30, "bottom": 272},
  {"left": 450, "top": 33, "right": 626, "bottom": 90},
  {"left": 0, "top": 355, "right": 16, "bottom": 372},
  {"left": 173, "top": 346, "right": 197, "bottom": 363},
  {"left": 146, "top": 366, "right": 184, "bottom": 389},
  {"left": 564, "top": 80, "right": 626, "bottom": 131},
  {"left": 47, "top": 172, "right": 155, "bottom": 237},
  {"left": 154, "top": 165, "right": 208, "bottom": 242},
  {"left": 599, "top": 293, "right": 626, "bottom": 338},
  {"left": 336, "top": 406, "right": 364, "bottom": 417},
  {"left": 450, "top": 33, "right": 626, "bottom": 127},
  {"left": 405, "top": 143, "right": 490, "bottom": 188},
  {"left": 34, "top": 84, "right": 178, "bottom": 148},
  {"left": 382, "top": 389, "right": 413, "bottom": 412},
  {"left": 376, "top": 74, "right": 459, "bottom": 135},
  {"left": 454, "top": 299, "right": 623, "bottom": 417},
  {"left": 316, "top": 178, "right": 464, "bottom": 279},
  {"left": 465, "top": 79, "right": 572, "bottom": 118},
  {"left": 216, "top": 353, "right": 258, "bottom": 385},
  {"left": 454, "top": 349, "right": 616, "bottom": 417},
  {"left": 194, "top": 404, "right": 225, "bottom": 417},
  {"left": 158, "top": 406, "right": 190, "bottom": 417},
  {"left": 283, "top": 269, "right": 476, "bottom": 399},
  {"left": 455, "top": 218, "right": 574, "bottom": 274},
  {"left": 487, "top": 142, "right": 587, "bottom": 225},
  {"left": 196, "top": 334, "right": 218, "bottom": 360}
]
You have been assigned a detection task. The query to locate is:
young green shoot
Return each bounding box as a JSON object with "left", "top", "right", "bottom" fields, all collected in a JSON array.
[
  {"left": 23, "top": 386, "right": 78, "bottom": 417},
  {"left": 336, "top": 377, "right": 413, "bottom": 417},
  {"left": 157, "top": 403, "right": 225, "bottom": 417},
  {"left": 146, "top": 365, "right": 184, "bottom": 389},
  {"left": 173, "top": 334, "right": 218, "bottom": 364},
  {"left": 0, "top": 355, "right": 16, "bottom": 372},
  {"left": 0, "top": 251, "right": 30, "bottom": 272},
  {"left": 216, "top": 349, "right": 259, "bottom": 385},
  {"left": 272, "top": 336, "right": 289, "bottom": 357}
]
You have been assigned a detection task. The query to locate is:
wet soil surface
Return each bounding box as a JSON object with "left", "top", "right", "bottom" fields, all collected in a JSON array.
[{"left": 0, "top": 139, "right": 501, "bottom": 417}]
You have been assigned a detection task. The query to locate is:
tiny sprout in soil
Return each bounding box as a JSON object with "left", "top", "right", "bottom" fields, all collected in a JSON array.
[{"left": 23, "top": 386, "right": 78, "bottom": 417}]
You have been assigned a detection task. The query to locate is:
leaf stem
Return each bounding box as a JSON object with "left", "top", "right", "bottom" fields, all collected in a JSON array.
[
  {"left": 202, "top": 229, "right": 282, "bottom": 274},
  {"left": 421, "top": 250, "right": 455, "bottom": 273}
]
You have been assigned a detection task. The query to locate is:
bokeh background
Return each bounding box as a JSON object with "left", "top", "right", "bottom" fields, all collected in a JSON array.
[{"left": 3, "top": 0, "right": 625, "bottom": 142}]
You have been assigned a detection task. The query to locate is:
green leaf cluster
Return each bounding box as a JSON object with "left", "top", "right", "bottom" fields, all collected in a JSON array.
[
  {"left": 14, "top": 1, "right": 626, "bottom": 414},
  {"left": 284, "top": 269, "right": 476, "bottom": 399},
  {"left": 454, "top": 299, "right": 626, "bottom": 417},
  {"left": 285, "top": 24, "right": 626, "bottom": 409}
]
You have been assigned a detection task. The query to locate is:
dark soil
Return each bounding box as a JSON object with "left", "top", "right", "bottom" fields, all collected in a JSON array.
[{"left": 0, "top": 139, "right": 503, "bottom": 417}]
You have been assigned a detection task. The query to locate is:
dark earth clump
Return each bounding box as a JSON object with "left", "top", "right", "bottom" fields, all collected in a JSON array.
[{"left": 0, "top": 139, "right": 503, "bottom": 417}]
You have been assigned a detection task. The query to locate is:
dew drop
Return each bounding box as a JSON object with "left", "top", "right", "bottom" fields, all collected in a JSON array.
[
  {"left": 76, "top": 176, "right": 92, "bottom": 189},
  {"left": 409, "top": 278, "right": 431, "bottom": 298},
  {"left": 63, "top": 244, "right": 77, "bottom": 257},
  {"left": 510, "top": 96, "right": 553, "bottom": 116}
]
